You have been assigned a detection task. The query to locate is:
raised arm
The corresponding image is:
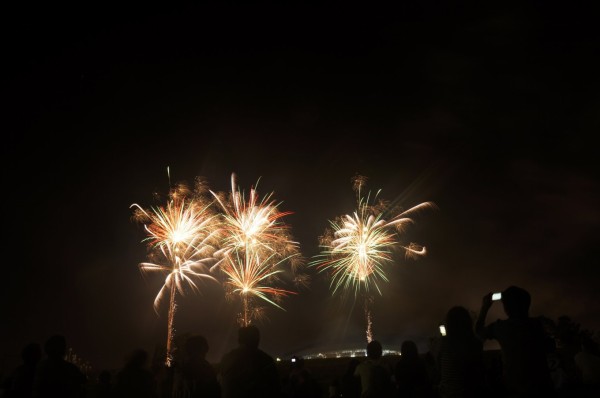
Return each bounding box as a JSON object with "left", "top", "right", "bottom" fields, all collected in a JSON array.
[{"left": 475, "top": 292, "right": 494, "bottom": 339}]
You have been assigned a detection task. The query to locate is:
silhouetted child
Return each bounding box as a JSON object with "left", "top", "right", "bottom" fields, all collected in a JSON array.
[{"left": 476, "top": 286, "right": 555, "bottom": 397}]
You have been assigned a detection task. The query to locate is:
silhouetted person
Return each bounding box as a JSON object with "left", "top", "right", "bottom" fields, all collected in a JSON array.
[
  {"left": 340, "top": 358, "right": 361, "bottom": 398},
  {"left": 282, "top": 356, "right": 322, "bottom": 398},
  {"left": 32, "top": 334, "right": 86, "bottom": 398},
  {"left": 437, "top": 306, "right": 486, "bottom": 398},
  {"left": 4, "top": 342, "right": 42, "bottom": 398},
  {"left": 395, "top": 340, "right": 433, "bottom": 398},
  {"left": 218, "top": 325, "right": 280, "bottom": 398},
  {"left": 476, "top": 286, "right": 555, "bottom": 397},
  {"left": 114, "top": 349, "right": 158, "bottom": 398},
  {"left": 354, "top": 340, "right": 393, "bottom": 398},
  {"left": 173, "top": 335, "right": 220, "bottom": 398}
]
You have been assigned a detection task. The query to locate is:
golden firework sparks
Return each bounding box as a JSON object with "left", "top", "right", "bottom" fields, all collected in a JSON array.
[
  {"left": 211, "top": 173, "right": 303, "bottom": 326},
  {"left": 131, "top": 180, "right": 219, "bottom": 366},
  {"left": 311, "top": 175, "right": 436, "bottom": 342}
]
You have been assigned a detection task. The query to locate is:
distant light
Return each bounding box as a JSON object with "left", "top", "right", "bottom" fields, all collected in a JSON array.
[{"left": 276, "top": 357, "right": 281, "bottom": 362}]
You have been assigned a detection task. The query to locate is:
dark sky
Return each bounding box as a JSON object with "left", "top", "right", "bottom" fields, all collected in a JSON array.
[{"left": 2, "top": 2, "right": 599, "bottom": 372}]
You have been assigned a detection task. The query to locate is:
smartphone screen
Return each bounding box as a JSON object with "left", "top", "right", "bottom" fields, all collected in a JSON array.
[
  {"left": 439, "top": 325, "right": 446, "bottom": 336},
  {"left": 492, "top": 292, "right": 502, "bottom": 301}
]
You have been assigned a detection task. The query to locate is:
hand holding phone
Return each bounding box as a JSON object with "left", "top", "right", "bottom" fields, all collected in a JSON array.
[{"left": 439, "top": 325, "right": 446, "bottom": 336}]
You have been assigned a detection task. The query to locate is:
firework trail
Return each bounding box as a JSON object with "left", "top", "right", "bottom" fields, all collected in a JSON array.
[
  {"left": 210, "top": 173, "right": 305, "bottom": 326},
  {"left": 310, "top": 175, "right": 435, "bottom": 342},
  {"left": 131, "top": 182, "right": 220, "bottom": 366}
]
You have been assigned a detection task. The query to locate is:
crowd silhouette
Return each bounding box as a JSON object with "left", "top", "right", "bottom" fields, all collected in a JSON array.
[{"left": 2, "top": 286, "right": 599, "bottom": 398}]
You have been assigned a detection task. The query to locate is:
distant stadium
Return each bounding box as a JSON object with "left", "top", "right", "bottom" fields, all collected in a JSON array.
[{"left": 277, "top": 348, "right": 401, "bottom": 361}]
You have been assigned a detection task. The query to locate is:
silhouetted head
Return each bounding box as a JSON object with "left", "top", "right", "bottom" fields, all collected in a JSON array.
[
  {"left": 44, "top": 335, "right": 67, "bottom": 360},
  {"left": 185, "top": 335, "right": 209, "bottom": 358},
  {"left": 502, "top": 286, "right": 531, "bottom": 319},
  {"left": 400, "top": 340, "right": 419, "bottom": 360},
  {"left": 22, "top": 342, "right": 42, "bottom": 365},
  {"left": 366, "top": 340, "right": 382, "bottom": 359},
  {"left": 238, "top": 325, "right": 260, "bottom": 349},
  {"left": 445, "top": 306, "right": 474, "bottom": 336}
]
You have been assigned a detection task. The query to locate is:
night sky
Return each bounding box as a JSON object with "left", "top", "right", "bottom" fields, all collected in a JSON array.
[{"left": 3, "top": 2, "right": 599, "bottom": 372}]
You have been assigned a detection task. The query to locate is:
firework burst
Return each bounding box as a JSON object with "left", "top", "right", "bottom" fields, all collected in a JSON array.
[
  {"left": 131, "top": 181, "right": 220, "bottom": 366},
  {"left": 310, "top": 175, "right": 435, "bottom": 342},
  {"left": 210, "top": 173, "right": 304, "bottom": 326}
]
